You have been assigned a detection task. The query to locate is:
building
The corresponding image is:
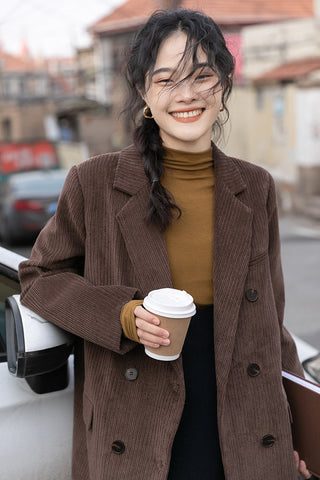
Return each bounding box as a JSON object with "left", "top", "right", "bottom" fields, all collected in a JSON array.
[
  {"left": 0, "top": 53, "right": 49, "bottom": 103},
  {"left": 76, "top": 46, "right": 97, "bottom": 99},
  {"left": 0, "top": 46, "right": 113, "bottom": 162},
  {"left": 226, "top": 1, "right": 320, "bottom": 215},
  {"left": 0, "top": 49, "right": 77, "bottom": 143}
]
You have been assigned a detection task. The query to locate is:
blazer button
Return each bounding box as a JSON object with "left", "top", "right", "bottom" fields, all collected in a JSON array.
[
  {"left": 125, "top": 367, "right": 138, "bottom": 381},
  {"left": 247, "top": 363, "right": 260, "bottom": 377},
  {"left": 245, "top": 288, "right": 259, "bottom": 302},
  {"left": 262, "top": 434, "right": 276, "bottom": 447},
  {"left": 112, "top": 440, "right": 125, "bottom": 454}
]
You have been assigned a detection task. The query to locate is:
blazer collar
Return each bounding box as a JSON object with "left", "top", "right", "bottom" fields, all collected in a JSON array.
[
  {"left": 114, "top": 144, "right": 172, "bottom": 296},
  {"left": 113, "top": 144, "right": 148, "bottom": 196},
  {"left": 212, "top": 143, "right": 247, "bottom": 197},
  {"left": 113, "top": 142, "right": 247, "bottom": 198}
]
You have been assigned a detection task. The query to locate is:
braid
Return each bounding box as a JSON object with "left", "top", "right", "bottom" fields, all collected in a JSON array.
[{"left": 133, "top": 118, "right": 181, "bottom": 232}]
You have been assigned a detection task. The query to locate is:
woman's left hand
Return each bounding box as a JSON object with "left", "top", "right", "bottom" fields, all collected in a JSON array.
[{"left": 294, "top": 451, "right": 312, "bottom": 479}]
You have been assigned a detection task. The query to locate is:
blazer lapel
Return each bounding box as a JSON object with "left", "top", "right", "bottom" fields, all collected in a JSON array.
[
  {"left": 114, "top": 146, "right": 172, "bottom": 296},
  {"left": 213, "top": 146, "right": 253, "bottom": 399}
]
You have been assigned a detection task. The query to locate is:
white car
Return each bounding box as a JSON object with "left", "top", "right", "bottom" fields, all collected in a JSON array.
[
  {"left": 0, "top": 246, "right": 319, "bottom": 480},
  {"left": 0, "top": 247, "right": 73, "bottom": 480}
]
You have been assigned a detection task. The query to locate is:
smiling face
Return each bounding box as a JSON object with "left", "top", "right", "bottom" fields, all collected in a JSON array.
[{"left": 142, "top": 31, "right": 223, "bottom": 152}]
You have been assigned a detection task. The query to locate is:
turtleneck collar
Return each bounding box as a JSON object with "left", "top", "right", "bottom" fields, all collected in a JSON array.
[{"left": 163, "top": 146, "right": 213, "bottom": 171}]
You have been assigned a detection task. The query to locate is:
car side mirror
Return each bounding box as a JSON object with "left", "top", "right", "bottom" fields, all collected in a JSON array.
[
  {"left": 5, "top": 295, "right": 73, "bottom": 394},
  {"left": 303, "top": 353, "right": 320, "bottom": 384}
]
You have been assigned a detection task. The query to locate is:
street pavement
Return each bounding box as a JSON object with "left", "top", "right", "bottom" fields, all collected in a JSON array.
[{"left": 280, "top": 215, "right": 320, "bottom": 350}]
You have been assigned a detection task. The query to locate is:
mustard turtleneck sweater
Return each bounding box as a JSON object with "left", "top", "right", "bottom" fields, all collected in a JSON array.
[
  {"left": 121, "top": 146, "right": 215, "bottom": 342},
  {"left": 162, "top": 146, "right": 214, "bottom": 306}
]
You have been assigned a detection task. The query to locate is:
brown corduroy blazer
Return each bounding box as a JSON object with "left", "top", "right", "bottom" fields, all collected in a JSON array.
[{"left": 19, "top": 143, "right": 303, "bottom": 480}]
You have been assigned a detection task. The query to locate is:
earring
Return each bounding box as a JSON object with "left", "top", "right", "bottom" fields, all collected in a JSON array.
[
  {"left": 143, "top": 106, "right": 153, "bottom": 119},
  {"left": 219, "top": 105, "right": 225, "bottom": 112}
]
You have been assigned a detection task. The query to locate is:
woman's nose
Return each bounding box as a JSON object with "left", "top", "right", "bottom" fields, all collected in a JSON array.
[{"left": 174, "top": 78, "right": 199, "bottom": 102}]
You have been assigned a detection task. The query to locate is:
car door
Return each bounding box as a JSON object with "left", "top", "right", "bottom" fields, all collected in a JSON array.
[{"left": 0, "top": 247, "right": 73, "bottom": 480}]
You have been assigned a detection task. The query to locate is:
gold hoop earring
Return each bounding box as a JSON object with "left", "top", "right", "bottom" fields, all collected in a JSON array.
[
  {"left": 219, "top": 105, "right": 225, "bottom": 112},
  {"left": 143, "top": 106, "right": 153, "bottom": 119}
]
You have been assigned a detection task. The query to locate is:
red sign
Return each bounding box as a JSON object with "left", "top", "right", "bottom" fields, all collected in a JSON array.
[
  {"left": 225, "top": 33, "right": 243, "bottom": 81},
  {"left": 0, "top": 142, "right": 58, "bottom": 174}
]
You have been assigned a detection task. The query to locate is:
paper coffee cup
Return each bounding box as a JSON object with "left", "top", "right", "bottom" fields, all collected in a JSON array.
[{"left": 143, "top": 288, "right": 196, "bottom": 361}]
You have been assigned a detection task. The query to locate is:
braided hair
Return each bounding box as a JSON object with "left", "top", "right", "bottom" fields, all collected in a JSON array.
[{"left": 124, "top": 9, "right": 234, "bottom": 231}]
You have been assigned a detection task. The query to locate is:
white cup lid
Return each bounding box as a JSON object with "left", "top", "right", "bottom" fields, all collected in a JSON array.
[{"left": 143, "top": 288, "right": 196, "bottom": 318}]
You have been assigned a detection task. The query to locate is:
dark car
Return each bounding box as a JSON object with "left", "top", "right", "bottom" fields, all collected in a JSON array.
[{"left": 0, "top": 169, "right": 68, "bottom": 244}]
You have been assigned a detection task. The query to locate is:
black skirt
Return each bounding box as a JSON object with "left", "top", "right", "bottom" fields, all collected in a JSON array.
[{"left": 167, "top": 306, "right": 225, "bottom": 480}]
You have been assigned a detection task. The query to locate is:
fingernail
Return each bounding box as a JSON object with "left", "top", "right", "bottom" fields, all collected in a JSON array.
[
  {"left": 163, "top": 339, "right": 170, "bottom": 345},
  {"left": 152, "top": 318, "right": 160, "bottom": 325}
]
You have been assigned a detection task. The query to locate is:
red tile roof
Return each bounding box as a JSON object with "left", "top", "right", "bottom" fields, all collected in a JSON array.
[
  {"left": 0, "top": 51, "right": 75, "bottom": 74},
  {"left": 0, "top": 52, "right": 44, "bottom": 73},
  {"left": 89, "top": 0, "right": 314, "bottom": 34},
  {"left": 254, "top": 57, "right": 320, "bottom": 83}
]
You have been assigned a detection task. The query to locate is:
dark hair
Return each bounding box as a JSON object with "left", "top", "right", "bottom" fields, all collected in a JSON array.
[{"left": 124, "top": 9, "right": 235, "bottom": 231}]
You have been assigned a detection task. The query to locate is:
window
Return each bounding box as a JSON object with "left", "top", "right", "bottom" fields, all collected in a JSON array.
[
  {"left": 0, "top": 271, "right": 21, "bottom": 362},
  {"left": 2, "top": 118, "right": 12, "bottom": 142},
  {"left": 255, "top": 87, "right": 265, "bottom": 110}
]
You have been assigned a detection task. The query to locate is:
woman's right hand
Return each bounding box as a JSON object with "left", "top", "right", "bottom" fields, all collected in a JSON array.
[{"left": 134, "top": 306, "right": 170, "bottom": 348}]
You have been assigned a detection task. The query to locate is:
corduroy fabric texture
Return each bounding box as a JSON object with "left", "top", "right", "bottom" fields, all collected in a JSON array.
[{"left": 19, "top": 143, "right": 304, "bottom": 480}]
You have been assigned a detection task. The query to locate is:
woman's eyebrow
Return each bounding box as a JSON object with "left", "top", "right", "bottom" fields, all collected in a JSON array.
[
  {"left": 151, "top": 62, "right": 214, "bottom": 79},
  {"left": 152, "top": 67, "right": 174, "bottom": 77}
]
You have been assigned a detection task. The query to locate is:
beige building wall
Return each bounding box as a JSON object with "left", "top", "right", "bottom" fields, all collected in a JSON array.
[
  {"left": 223, "top": 85, "right": 298, "bottom": 183},
  {"left": 76, "top": 47, "right": 97, "bottom": 99},
  {"left": 242, "top": 18, "right": 320, "bottom": 79},
  {"left": 295, "top": 88, "right": 320, "bottom": 167},
  {"left": 0, "top": 100, "right": 57, "bottom": 142},
  {"left": 222, "top": 83, "right": 320, "bottom": 212},
  {"left": 295, "top": 88, "right": 320, "bottom": 196},
  {"left": 93, "top": 36, "right": 113, "bottom": 104},
  {"left": 19, "top": 102, "right": 55, "bottom": 140},
  {"left": 78, "top": 111, "right": 113, "bottom": 156},
  {"left": 55, "top": 142, "right": 89, "bottom": 169}
]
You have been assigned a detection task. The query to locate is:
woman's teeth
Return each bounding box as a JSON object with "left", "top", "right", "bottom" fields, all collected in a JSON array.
[{"left": 171, "top": 109, "right": 202, "bottom": 118}]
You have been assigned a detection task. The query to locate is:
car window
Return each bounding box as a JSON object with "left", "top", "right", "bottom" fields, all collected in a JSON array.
[
  {"left": 11, "top": 172, "right": 67, "bottom": 197},
  {"left": 0, "top": 272, "right": 21, "bottom": 362}
]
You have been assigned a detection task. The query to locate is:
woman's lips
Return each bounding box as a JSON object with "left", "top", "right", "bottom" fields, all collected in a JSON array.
[{"left": 170, "top": 108, "right": 204, "bottom": 123}]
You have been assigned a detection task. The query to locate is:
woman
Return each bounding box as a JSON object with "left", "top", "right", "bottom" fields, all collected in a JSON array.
[{"left": 19, "top": 9, "right": 313, "bottom": 480}]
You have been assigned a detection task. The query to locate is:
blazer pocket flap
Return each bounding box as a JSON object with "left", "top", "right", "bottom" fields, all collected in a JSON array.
[{"left": 248, "top": 250, "right": 268, "bottom": 267}]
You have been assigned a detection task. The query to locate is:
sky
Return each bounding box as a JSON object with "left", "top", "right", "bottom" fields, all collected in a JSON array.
[{"left": 0, "top": 0, "right": 126, "bottom": 58}]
